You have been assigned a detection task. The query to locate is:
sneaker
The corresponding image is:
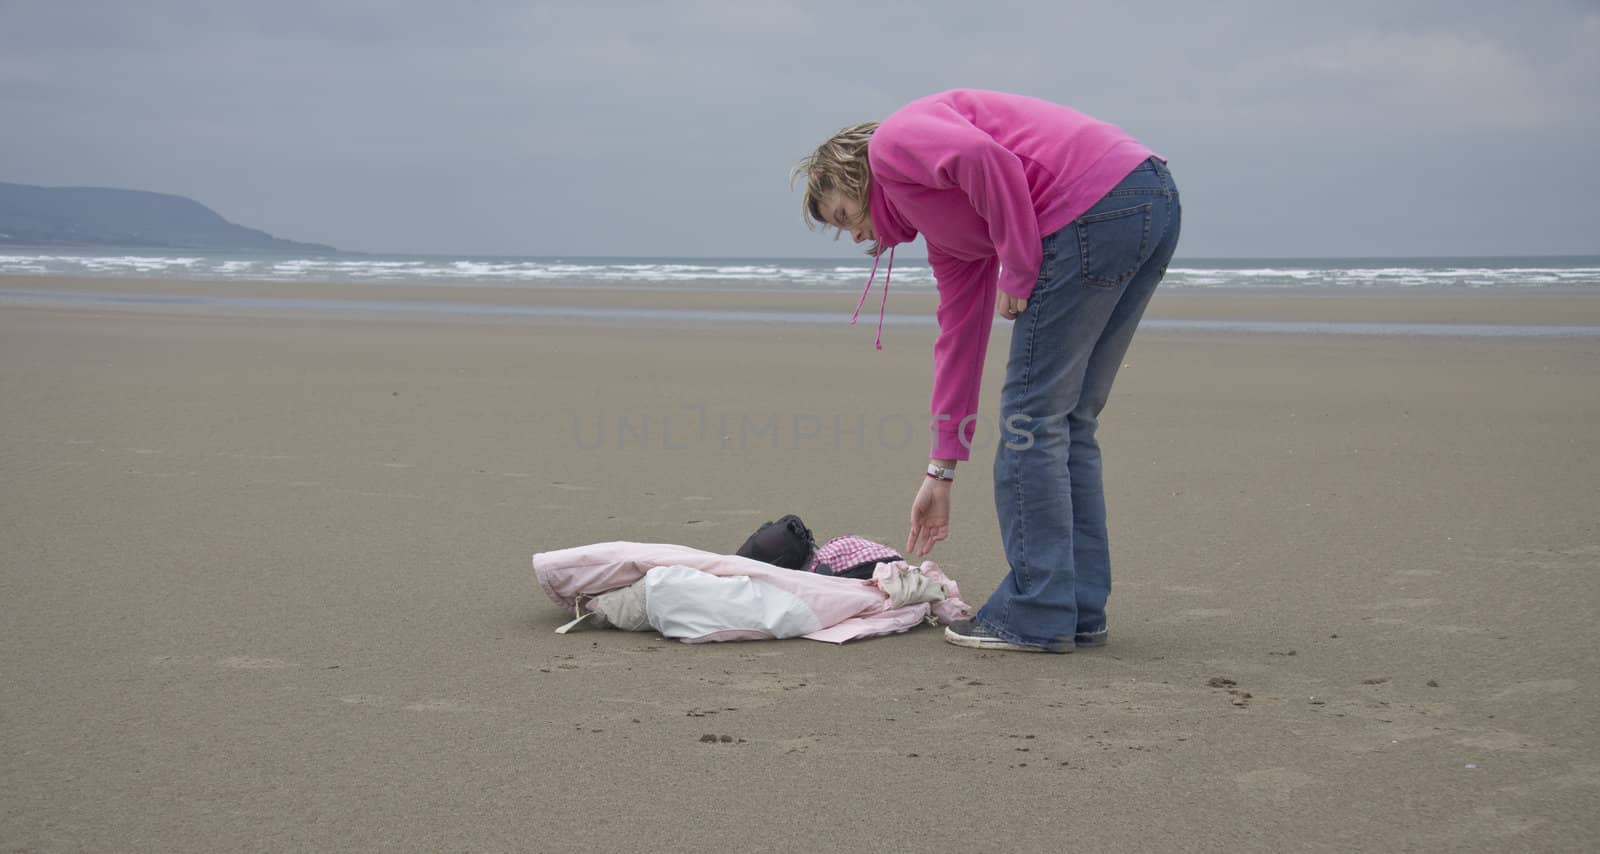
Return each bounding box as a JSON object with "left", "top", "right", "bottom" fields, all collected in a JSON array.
[
  {"left": 1074, "top": 627, "right": 1109, "bottom": 649},
  {"left": 943, "top": 620, "right": 1071, "bottom": 654}
]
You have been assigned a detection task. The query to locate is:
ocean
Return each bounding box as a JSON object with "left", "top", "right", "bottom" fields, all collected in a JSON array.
[{"left": 1, "top": 248, "right": 1597, "bottom": 291}]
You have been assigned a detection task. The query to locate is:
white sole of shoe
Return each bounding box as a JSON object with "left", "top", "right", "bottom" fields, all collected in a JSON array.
[{"left": 942, "top": 626, "right": 1054, "bottom": 653}]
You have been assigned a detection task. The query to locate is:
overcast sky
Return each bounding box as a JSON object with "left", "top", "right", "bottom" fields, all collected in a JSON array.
[{"left": 3, "top": 0, "right": 1597, "bottom": 258}]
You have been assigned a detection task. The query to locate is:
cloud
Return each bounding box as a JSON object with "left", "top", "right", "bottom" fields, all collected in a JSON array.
[
  {"left": 1, "top": 0, "right": 1596, "bottom": 256},
  {"left": 1293, "top": 31, "right": 1562, "bottom": 130}
]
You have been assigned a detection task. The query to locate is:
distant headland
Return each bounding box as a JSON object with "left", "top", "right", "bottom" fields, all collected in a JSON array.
[{"left": 0, "top": 181, "right": 337, "bottom": 253}]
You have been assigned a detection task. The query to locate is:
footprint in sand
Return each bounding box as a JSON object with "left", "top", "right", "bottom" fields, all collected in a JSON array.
[
  {"left": 1364, "top": 616, "right": 1476, "bottom": 634},
  {"left": 217, "top": 656, "right": 297, "bottom": 670},
  {"left": 403, "top": 699, "right": 493, "bottom": 713},
  {"left": 1366, "top": 598, "right": 1442, "bottom": 610},
  {"left": 1500, "top": 763, "right": 1600, "bottom": 798},
  {"left": 1234, "top": 768, "right": 1317, "bottom": 798},
  {"left": 149, "top": 654, "right": 207, "bottom": 666},
  {"left": 1454, "top": 731, "right": 1542, "bottom": 752},
  {"left": 1411, "top": 622, "right": 1478, "bottom": 635},
  {"left": 336, "top": 488, "right": 426, "bottom": 501},
  {"left": 1428, "top": 806, "right": 1548, "bottom": 843},
  {"left": 1490, "top": 679, "right": 1579, "bottom": 701},
  {"left": 338, "top": 695, "right": 494, "bottom": 713}
]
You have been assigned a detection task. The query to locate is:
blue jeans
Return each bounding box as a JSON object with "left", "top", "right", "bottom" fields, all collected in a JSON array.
[{"left": 976, "top": 157, "right": 1181, "bottom": 650}]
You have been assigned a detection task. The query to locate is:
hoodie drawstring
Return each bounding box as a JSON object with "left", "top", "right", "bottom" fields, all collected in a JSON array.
[{"left": 848, "top": 245, "right": 895, "bottom": 350}]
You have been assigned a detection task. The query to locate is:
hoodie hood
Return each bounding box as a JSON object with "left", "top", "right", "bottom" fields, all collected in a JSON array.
[
  {"left": 866, "top": 177, "right": 917, "bottom": 249},
  {"left": 849, "top": 178, "right": 918, "bottom": 350}
]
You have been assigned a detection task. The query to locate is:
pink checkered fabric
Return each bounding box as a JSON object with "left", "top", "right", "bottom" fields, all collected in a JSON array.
[{"left": 804, "top": 536, "right": 902, "bottom": 575}]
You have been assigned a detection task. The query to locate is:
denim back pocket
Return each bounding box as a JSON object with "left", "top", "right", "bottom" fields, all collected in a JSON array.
[{"left": 1076, "top": 203, "right": 1153, "bottom": 289}]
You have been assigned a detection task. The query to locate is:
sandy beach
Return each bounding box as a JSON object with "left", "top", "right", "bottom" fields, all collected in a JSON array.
[{"left": 3, "top": 276, "right": 1598, "bottom": 852}]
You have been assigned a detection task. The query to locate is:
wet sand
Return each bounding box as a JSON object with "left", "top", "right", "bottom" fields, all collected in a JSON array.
[{"left": 3, "top": 277, "right": 1598, "bottom": 851}]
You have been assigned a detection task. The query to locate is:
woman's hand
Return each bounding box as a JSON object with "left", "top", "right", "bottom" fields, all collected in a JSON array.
[
  {"left": 996, "top": 292, "right": 1028, "bottom": 320},
  {"left": 906, "top": 476, "right": 952, "bottom": 557}
]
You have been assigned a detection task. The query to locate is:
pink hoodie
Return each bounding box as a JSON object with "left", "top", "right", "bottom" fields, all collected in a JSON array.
[{"left": 860, "top": 89, "right": 1155, "bottom": 461}]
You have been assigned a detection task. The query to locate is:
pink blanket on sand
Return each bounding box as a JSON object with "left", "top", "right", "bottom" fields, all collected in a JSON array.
[{"left": 532, "top": 541, "right": 973, "bottom": 644}]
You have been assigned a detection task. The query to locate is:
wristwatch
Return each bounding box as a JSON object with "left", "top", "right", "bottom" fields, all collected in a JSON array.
[{"left": 927, "top": 463, "right": 956, "bottom": 482}]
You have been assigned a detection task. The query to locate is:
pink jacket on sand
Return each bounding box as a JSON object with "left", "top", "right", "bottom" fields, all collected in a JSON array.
[
  {"left": 859, "top": 89, "right": 1156, "bottom": 460},
  {"left": 533, "top": 541, "right": 973, "bottom": 644}
]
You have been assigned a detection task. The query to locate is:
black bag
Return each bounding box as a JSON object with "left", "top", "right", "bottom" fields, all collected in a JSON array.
[{"left": 735, "top": 514, "right": 816, "bottom": 570}]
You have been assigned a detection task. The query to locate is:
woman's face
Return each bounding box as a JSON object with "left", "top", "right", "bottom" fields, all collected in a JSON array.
[{"left": 819, "top": 190, "right": 877, "bottom": 245}]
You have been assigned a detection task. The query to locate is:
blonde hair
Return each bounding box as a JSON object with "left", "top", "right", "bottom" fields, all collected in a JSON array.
[{"left": 792, "top": 121, "right": 880, "bottom": 254}]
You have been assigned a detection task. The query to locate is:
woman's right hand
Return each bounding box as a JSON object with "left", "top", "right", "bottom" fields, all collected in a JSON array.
[{"left": 906, "top": 476, "right": 952, "bottom": 557}]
